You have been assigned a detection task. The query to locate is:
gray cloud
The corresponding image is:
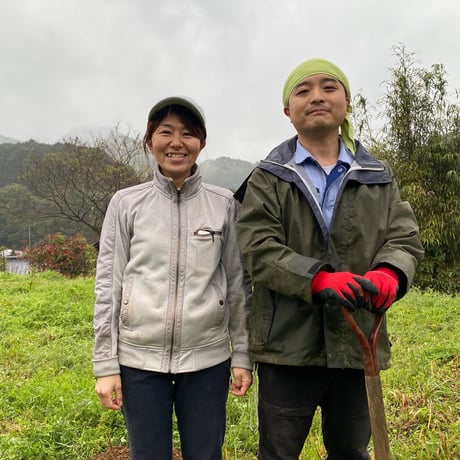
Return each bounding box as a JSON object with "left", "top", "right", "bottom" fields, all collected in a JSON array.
[{"left": 1, "top": 0, "right": 459, "bottom": 163}]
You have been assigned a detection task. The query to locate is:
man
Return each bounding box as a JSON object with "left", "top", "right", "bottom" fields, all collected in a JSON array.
[{"left": 235, "top": 58, "right": 424, "bottom": 459}]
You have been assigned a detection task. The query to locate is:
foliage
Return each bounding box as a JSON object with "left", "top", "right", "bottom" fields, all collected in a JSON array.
[
  {"left": 19, "top": 139, "right": 142, "bottom": 237},
  {"left": 0, "top": 140, "right": 68, "bottom": 189},
  {"left": 0, "top": 129, "right": 147, "bottom": 248},
  {"left": 369, "top": 45, "right": 460, "bottom": 292},
  {"left": 2, "top": 47, "right": 460, "bottom": 290},
  {"left": 0, "top": 184, "right": 61, "bottom": 249},
  {"left": 414, "top": 250, "right": 460, "bottom": 295},
  {"left": 0, "top": 137, "right": 254, "bottom": 248},
  {"left": 0, "top": 274, "right": 459, "bottom": 459},
  {"left": 352, "top": 92, "right": 381, "bottom": 148},
  {"left": 92, "top": 123, "right": 151, "bottom": 179},
  {"left": 0, "top": 246, "right": 6, "bottom": 272},
  {"left": 0, "top": 141, "right": 94, "bottom": 249},
  {"left": 24, "top": 233, "right": 97, "bottom": 277}
]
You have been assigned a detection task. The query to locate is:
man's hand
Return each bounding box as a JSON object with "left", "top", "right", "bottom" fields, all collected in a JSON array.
[
  {"left": 95, "top": 374, "right": 123, "bottom": 410},
  {"left": 230, "top": 368, "right": 253, "bottom": 396},
  {"left": 360, "top": 268, "right": 399, "bottom": 311},
  {"left": 312, "top": 271, "right": 378, "bottom": 311}
]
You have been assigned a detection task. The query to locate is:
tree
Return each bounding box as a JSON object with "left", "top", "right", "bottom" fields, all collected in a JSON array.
[
  {"left": 0, "top": 183, "right": 93, "bottom": 248},
  {"left": 19, "top": 138, "right": 142, "bottom": 238},
  {"left": 94, "top": 123, "right": 152, "bottom": 178},
  {"left": 0, "top": 183, "right": 50, "bottom": 248},
  {"left": 373, "top": 45, "right": 460, "bottom": 292},
  {"left": 0, "top": 140, "right": 68, "bottom": 188}
]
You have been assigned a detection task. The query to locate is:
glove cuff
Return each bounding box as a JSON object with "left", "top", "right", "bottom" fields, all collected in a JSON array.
[
  {"left": 311, "top": 271, "right": 328, "bottom": 295},
  {"left": 373, "top": 267, "right": 399, "bottom": 283}
]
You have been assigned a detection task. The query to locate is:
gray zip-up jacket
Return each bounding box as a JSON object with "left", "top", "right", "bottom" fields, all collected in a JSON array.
[{"left": 93, "top": 164, "right": 251, "bottom": 377}]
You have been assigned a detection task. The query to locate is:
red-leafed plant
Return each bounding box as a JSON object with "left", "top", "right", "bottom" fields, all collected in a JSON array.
[{"left": 24, "top": 233, "right": 96, "bottom": 277}]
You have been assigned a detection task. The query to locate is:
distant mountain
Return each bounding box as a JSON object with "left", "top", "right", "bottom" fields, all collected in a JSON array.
[
  {"left": 200, "top": 156, "right": 254, "bottom": 191},
  {"left": 0, "top": 134, "right": 22, "bottom": 144},
  {"left": 0, "top": 141, "right": 254, "bottom": 191},
  {"left": 0, "top": 140, "right": 66, "bottom": 188}
]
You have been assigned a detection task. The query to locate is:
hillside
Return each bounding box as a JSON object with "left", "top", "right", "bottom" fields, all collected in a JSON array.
[
  {"left": 0, "top": 140, "right": 66, "bottom": 188},
  {"left": 0, "top": 134, "right": 21, "bottom": 144},
  {"left": 200, "top": 156, "right": 254, "bottom": 190},
  {"left": 0, "top": 140, "right": 254, "bottom": 190},
  {"left": 0, "top": 140, "right": 254, "bottom": 249}
]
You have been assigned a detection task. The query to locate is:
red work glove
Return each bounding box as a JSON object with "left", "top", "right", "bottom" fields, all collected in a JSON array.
[
  {"left": 360, "top": 267, "right": 399, "bottom": 311},
  {"left": 311, "top": 271, "right": 378, "bottom": 311}
]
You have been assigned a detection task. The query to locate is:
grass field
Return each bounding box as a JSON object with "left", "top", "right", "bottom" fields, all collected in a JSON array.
[{"left": 0, "top": 272, "right": 459, "bottom": 459}]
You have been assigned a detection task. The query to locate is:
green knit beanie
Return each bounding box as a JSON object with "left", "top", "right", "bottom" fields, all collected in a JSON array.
[{"left": 282, "top": 58, "right": 355, "bottom": 153}]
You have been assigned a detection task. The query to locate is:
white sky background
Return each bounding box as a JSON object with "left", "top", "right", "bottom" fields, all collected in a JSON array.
[{"left": 1, "top": 0, "right": 459, "bottom": 163}]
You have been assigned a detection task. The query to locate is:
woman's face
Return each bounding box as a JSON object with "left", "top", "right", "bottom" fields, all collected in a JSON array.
[{"left": 149, "top": 113, "right": 205, "bottom": 188}]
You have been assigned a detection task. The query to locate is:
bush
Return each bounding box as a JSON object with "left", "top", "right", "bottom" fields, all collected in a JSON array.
[
  {"left": 24, "top": 233, "right": 96, "bottom": 277},
  {"left": 413, "top": 247, "right": 460, "bottom": 294},
  {"left": 0, "top": 246, "right": 6, "bottom": 272}
]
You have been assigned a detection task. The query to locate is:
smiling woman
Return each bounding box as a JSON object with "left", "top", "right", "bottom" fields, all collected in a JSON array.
[
  {"left": 142, "top": 97, "right": 207, "bottom": 188},
  {"left": 92, "top": 96, "right": 253, "bottom": 460},
  {"left": 147, "top": 112, "right": 203, "bottom": 188}
]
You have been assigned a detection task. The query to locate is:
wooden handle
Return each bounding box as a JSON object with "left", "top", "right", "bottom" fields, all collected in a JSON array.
[
  {"left": 365, "top": 375, "right": 391, "bottom": 460},
  {"left": 341, "top": 306, "right": 391, "bottom": 459}
]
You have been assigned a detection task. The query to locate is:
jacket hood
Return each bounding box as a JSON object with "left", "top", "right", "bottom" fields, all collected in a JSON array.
[
  {"left": 264, "top": 136, "right": 383, "bottom": 168},
  {"left": 234, "top": 136, "right": 389, "bottom": 203}
]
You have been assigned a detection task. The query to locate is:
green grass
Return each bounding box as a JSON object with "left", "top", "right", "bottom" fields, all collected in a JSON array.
[{"left": 0, "top": 273, "right": 459, "bottom": 459}]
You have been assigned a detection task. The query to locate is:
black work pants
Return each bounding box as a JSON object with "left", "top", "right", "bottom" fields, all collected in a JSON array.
[
  {"left": 120, "top": 360, "right": 230, "bottom": 460},
  {"left": 257, "top": 363, "right": 371, "bottom": 460}
]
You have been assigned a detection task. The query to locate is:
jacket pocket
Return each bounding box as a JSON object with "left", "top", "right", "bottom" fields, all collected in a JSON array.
[
  {"left": 211, "top": 282, "right": 226, "bottom": 327},
  {"left": 120, "top": 276, "right": 135, "bottom": 329},
  {"left": 190, "top": 228, "right": 223, "bottom": 270},
  {"left": 249, "top": 288, "right": 275, "bottom": 347}
]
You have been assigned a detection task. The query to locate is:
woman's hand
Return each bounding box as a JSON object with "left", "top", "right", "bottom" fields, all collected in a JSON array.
[
  {"left": 95, "top": 374, "right": 123, "bottom": 410},
  {"left": 230, "top": 368, "right": 253, "bottom": 396}
]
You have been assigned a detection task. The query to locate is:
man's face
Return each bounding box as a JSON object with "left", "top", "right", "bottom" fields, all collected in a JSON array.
[{"left": 284, "top": 74, "right": 350, "bottom": 137}]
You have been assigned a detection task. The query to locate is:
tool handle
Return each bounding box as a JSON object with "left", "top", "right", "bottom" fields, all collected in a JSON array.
[
  {"left": 341, "top": 307, "right": 391, "bottom": 460},
  {"left": 366, "top": 375, "right": 391, "bottom": 459},
  {"left": 341, "top": 307, "right": 385, "bottom": 376}
]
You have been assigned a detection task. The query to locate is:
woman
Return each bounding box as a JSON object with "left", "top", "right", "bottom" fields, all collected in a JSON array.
[{"left": 93, "top": 96, "right": 253, "bottom": 460}]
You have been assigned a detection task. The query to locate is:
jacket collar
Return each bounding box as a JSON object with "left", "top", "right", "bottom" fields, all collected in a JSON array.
[
  {"left": 234, "top": 136, "right": 390, "bottom": 204},
  {"left": 153, "top": 162, "right": 202, "bottom": 198},
  {"left": 264, "top": 135, "right": 384, "bottom": 169}
]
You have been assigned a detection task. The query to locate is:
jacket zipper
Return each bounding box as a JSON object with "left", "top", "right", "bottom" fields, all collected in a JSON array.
[{"left": 169, "top": 188, "right": 181, "bottom": 373}]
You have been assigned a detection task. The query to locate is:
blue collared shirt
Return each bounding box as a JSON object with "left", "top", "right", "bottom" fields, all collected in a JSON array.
[{"left": 294, "top": 138, "right": 354, "bottom": 229}]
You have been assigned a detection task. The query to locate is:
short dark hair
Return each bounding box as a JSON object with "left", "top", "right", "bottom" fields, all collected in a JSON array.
[{"left": 143, "top": 105, "right": 207, "bottom": 154}]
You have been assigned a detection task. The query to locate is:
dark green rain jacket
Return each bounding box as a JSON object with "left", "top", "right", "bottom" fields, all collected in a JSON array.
[{"left": 235, "top": 136, "right": 424, "bottom": 370}]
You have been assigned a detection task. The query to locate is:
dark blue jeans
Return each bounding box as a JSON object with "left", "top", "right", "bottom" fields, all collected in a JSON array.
[
  {"left": 120, "top": 360, "right": 231, "bottom": 460},
  {"left": 257, "top": 364, "right": 371, "bottom": 460}
]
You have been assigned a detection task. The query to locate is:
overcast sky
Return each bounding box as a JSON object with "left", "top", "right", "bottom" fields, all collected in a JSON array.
[{"left": 1, "top": 0, "right": 459, "bottom": 163}]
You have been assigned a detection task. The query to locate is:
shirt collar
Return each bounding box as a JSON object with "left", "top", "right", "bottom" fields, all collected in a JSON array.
[{"left": 294, "top": 137, "right": 354, "bottom": 167}]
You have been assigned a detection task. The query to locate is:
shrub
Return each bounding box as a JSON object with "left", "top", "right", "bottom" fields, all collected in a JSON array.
[
  {"left": 0, "top": 246, "right": 6, "bottom": 272},
  {"left": 413, "top": 248, "right": 460, "bottom": 294},
  {"left": 24, "top": 233, "right": 96, "bottom": 277}
]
